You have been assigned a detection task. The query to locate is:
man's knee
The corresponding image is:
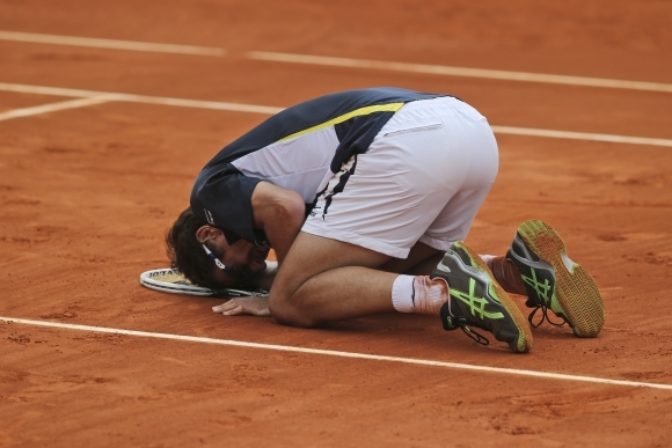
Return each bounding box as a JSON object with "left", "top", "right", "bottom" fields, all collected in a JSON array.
[
  {"left": 267, "top": 252, "right": 320, "bottom": 327},
  {"left": 268, "top": 289, "right": 321, "bottom": 328},
  {"left": 267, "top": 232, "right": 389, "bottom": 327}
]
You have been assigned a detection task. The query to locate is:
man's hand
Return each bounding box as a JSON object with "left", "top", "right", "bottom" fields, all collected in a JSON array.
[{"left": 212, "top": 296, "right": 270, "bottom": 316}]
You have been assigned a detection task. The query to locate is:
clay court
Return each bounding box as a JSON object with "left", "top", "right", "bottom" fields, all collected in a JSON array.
[{"left": 1, "top": 1, "right": 671, "bottom": 446}]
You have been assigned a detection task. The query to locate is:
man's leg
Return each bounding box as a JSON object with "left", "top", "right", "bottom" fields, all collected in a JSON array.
[
  {"left": 483, "top": 255, "right": 527, "bottom": 295},
  {"left": 381, "top": 242, "right": 443, "bottom": 275},
  {"left": 270, "top": 237, "right": 454, "bottom": 326},
  {"left": 268, "top": 232, "right": 396, "bottom": 326},
  {"left": 269, "top": 232, "right": 533, "bottom": 353}
]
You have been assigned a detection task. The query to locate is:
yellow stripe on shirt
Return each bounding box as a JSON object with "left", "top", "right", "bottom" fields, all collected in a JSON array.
[{"left": 279, "top": 102, "right": 405, "bottom": 142}]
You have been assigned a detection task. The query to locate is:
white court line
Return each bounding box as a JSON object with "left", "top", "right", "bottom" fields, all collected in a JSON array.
[
  {"left": 1, "top": 30, "right": 671, "bottom": 94},
  {"left": 112, "top": 92, "right": 283, "bottom": 115},
  {"left": 0, "top": 30, "right": 226, "bottom": 56},
  {"left": 2, "top": 316, "right": 671, "bottom": 391},
  {"left": 0, "top": 81, "right": 670, "bottom": 147},
  {"left": 248, "top": 51, "right": 672, "bottom": 94},
  {"left": 491, "top": 125, "right": 672, "bottom": 148},
  {"left": 0, "top": 94, "right": 118, "bottom": 122},
  {"left": 0, "top": 82, "right": 282, "bottom": 115},
  {"left": 0, "top": 81, "right": 105, "bottom": 98}
]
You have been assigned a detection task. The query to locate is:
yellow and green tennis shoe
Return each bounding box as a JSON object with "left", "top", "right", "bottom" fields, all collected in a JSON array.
[
  {"left": 507, "top": 220, "right": 604, "bottom": 337},
  {"left": 432, "top": 241, "right": 533, "bottom": 353}
]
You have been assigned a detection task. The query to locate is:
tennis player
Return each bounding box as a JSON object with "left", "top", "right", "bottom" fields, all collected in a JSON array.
[{"left": 167, "top": 87, "right": 603, "bottom": 353}]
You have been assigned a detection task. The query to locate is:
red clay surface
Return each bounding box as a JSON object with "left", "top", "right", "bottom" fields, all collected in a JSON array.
[{"left": 1, "top": 1, "right": 671, "bottom": 447}]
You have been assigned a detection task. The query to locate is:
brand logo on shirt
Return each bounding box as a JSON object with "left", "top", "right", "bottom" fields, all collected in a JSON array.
[{"left": 204, "top": 209, "right": 215, "bottom": 225}]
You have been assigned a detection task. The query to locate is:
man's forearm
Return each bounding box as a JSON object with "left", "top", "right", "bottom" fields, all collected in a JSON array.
[{"left": 262, "top": 213, "right": 304, "bottom": 262}]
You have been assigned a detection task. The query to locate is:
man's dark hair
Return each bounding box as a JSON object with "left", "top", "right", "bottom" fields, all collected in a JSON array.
[{"left": 166, "top": 207, "right": 219, "bottom": 289}]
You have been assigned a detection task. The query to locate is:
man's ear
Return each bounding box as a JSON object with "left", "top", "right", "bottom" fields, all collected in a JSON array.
[{"left": 195, "top": 225, "right": 221, "bottom": 243}]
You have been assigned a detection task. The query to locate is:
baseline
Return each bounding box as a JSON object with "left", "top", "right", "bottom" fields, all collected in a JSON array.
[
  {"left": 247, "top": 51, "right": 672, "bottom": 94},
  {"left": 2, "top": 316, "right": 671, "bottom": 392},
  {"left": 0, "top": 82, "right": 670, "bottom": 147},
  {"left": 0, "top": 30, "right": 226, "bottom": 56}
]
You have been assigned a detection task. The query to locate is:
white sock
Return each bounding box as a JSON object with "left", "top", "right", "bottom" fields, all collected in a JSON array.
[
  {"left": 391, "top": 275, "right": 415, "bottom": 313},
  {"left": 391, "top": 274, "right": 448, "bottom": 315}
]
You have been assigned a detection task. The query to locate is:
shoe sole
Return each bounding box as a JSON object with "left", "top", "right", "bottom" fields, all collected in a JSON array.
[
  {"left": 451, "top": 242, "right": 533, "bottom": 353},
  {"left": 516, "top": 220, "right": 604, "bottom": 337}
]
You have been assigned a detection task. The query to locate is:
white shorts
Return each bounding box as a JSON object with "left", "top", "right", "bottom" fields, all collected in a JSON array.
[{"left": 301, "top": 96, "right": 499, "bottom": 259}]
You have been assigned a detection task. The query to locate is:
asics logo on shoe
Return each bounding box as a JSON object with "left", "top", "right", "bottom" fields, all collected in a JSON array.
[
  {"left": 521, "top": 270, "right": 553, "bottom": 303},
  {"left": 450, "top": 278, "right": 505, "bottom": 321}
]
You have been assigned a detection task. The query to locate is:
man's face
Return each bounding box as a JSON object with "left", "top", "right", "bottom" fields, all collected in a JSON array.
[{"left": 206, "top": 234, "right": 270, "bottom": 288}]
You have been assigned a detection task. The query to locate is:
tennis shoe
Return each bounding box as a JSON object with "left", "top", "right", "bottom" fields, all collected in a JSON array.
[
  {"left": 432, "top": 242, "right": 533, "bottom": 353},
  {"left": 507, "top": 220, "right": 604, "bottom": 337}
]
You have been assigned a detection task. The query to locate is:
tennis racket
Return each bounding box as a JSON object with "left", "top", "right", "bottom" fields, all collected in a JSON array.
[{"left": 139, "top": 267, "right": 269, "bottom": 297}]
